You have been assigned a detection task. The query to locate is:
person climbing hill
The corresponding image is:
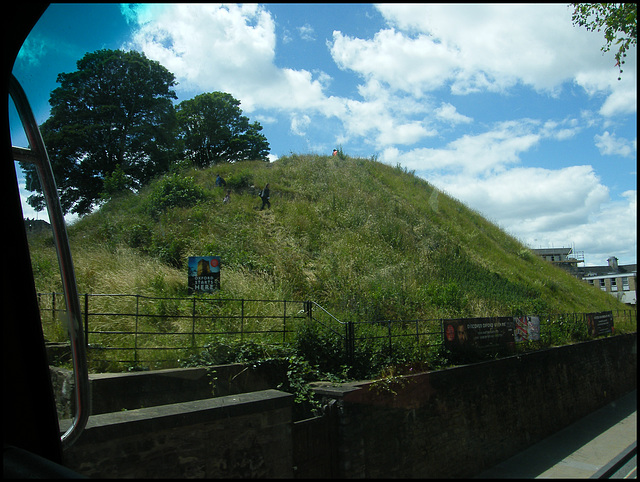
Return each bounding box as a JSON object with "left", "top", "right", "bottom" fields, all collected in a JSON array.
[{"left": 259, "top": 183, "right": 270, "bottom": 210}]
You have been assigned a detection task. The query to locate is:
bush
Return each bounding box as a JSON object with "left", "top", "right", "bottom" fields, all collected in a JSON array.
[
  {"left": 127, "top": 223, "right": 153, "bottom": 251},
  {"left": 294, "top": 322, "right": 350, "bottom": 371},
  {"left": 152, "top": 234, "right": 188, "bottom": 269},
  {"left": 225, "top": 169, "right": 254, "bottom": 190},
  {"left": 101, "top": 165, "right": 133, "bottom": 200},
  {"left": 146, "top": 173, "right": 206, "bottom": 219}
]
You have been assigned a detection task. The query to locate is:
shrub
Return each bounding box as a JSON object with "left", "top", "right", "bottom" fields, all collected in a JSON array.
[
  {"left": 152, "top": 235, "right": 188, "bottom": 269},
  {"left": 101, "top": 165, "right": 133, "bottom": 200},
  {"left": 127, "top": 223, "right": 153, "bottom": 251},
  {"left": 294, "top": 322, "right": 347, "bottom": 374},
  {"left": 146, "top": 173, "right": 206, "bottom": 219},
  {"left": 225, "top": 169, "right": 254, "bottom": 190}
]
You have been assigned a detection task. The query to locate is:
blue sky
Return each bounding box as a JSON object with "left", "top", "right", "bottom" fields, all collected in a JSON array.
[{"left": 10, "top": 3, "right": 637, "bottom": 266}]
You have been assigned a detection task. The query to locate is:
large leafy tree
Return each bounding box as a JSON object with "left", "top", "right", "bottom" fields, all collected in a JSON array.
[
  {"left": 571, "top": 3, "right": 637, "bottom": 79},
  {"left": 176, "top": 92, "right": 270, "bottom": 167},
  {"left": 23, "top": 49, "right": 178, "bottom": 215}
]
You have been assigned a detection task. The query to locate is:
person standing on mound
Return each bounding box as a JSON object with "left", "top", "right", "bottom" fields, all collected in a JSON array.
[{"left": 260, "top": 183, "right": 270, "bottom": 210}]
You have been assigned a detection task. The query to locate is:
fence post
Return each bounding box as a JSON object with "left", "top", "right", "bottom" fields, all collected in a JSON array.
[
  {"left": 134, "top": 294, "right": 139, "bottom": 366},
  {"left": 192, "top": 297, "right": 196, "bottom": 348},
  {"left": 283, "top": 300, "right": 287, "bottom": 344},
  {"left": 345, "top": 321, "right": 355, "bottom": 365},
  {"left": 241, "top": 299, "right": 245, "bottom": 342},
  {"left": 84, "top": 293, "right": 89, "bottom": 346}
]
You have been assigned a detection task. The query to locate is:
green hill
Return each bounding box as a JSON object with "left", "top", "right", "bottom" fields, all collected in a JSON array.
[{"left": 29, "top": 153, "right": 626, "bottom": 322}]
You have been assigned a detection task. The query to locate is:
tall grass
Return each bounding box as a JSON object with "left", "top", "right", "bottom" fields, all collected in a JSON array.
[{"left": 28, "top": 153, "right": 633, "bottom": 373}]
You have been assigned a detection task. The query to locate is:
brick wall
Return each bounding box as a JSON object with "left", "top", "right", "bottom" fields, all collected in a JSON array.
[
  {"left": 50, "top": 362, "right": 288, "bottom": 417},
  {"left": 62, "top": 390, "right": 294, "bottom": 478},
  {"left": 313, "top": 333, "right": 637, "bottom": 478},
  {"left": 58, "top": 333, "right": 636, "bottom": 478}
]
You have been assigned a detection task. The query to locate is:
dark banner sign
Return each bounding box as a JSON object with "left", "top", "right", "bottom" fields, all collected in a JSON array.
[
  {"left": 188, "top": 256, "right": 221, "bottom": 293},
  {"left": 586, "top": 311, "right": 613, "bottom": 337},
  {"left": 444, "top": 317, "right": 514, "bottom": 353},
  {"left": 514, "top": 316, "right": 541, "bottom": 342},
  {"left": 443, "top": 311, "right": 614, "bottom": 355}
]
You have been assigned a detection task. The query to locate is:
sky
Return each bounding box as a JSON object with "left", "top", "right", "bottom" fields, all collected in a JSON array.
[{"left": 9, "top": 3, "right": 637, "bottom": 267}]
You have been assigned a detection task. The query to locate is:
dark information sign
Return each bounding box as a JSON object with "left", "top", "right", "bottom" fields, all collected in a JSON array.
[
  {"left": 586, "top": 311, "right": 613, "bottom": 337},
  {"left": 443, "top": 317, "right": 514, "bottom": 354},
  {"left": 188, "top": 256, "right": 221, "bottom": 293}
]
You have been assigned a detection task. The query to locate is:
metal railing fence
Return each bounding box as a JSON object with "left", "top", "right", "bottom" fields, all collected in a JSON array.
[
  {"left": 39, "top": 293, "right": 311, "bottom": 368},
  {"left": 38, "top": 292, "right": 636, "bottom": 370}
]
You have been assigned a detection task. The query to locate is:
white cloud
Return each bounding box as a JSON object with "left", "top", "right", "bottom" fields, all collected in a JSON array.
[
  {"left": 14, "top": 164, "right": 79, "bottom": 225},
  {"left": 529, "top": 190, "right": 637, "bottom": 266},
  {"left": 126, "top": 4, "right": 333, "bottom": 113},
  {"left": 375, "top": 4, "right": 614, "bottom": 92},
  {"left": 574, "top": 67, "right": 637, "bottom": 118},
  {"left": 125, "top": 3, "right": 635, "bottom": 145},
  {"left": 435, "top": 103, "right": 473, "bottom": 125},
  {"left": 540, "top": 119, "right": 581, "bottom": 141},
  {"left": 17, "top": 35, "right": 49, "bottom": 66},
  {"left": 594, "top": 131, "right": 636, "bottom": 158},
  {"left": 381, "top": 120, "right": 543, "bottom": 175},
  {"left": 363, "top": 4, "right": 636, "bottom": 117},
  {"left": 440, "top": 165, "right": 609, "bottom": 227},
  {"left": 290, "top": 113, "right": 311, "bottom": 136},
  {"left": 423, "top": 165, "right": 636, "bottom": 266},
  {"left": 330, "top": 28, "right": 457, "bottom": 97},
  {"left": 599, "top": 82, "right": 638, "bottom": 117},
  {"left": 298, "top": 24, "right": 315, "bottom": 41},
  {"left": 333, "top": 79, "right": 437, "bottom": 146}
]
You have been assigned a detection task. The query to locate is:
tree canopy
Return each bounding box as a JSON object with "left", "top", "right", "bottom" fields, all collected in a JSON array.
[
  {"left": 571, "top": 3, "right": 637, "bottom": 79},
  {"left": 24, "top": 49, "right": 178, "bottom": 215},
  {"left": 23, "top": 49, "right": 271, "bottom": 216},
  {"left": 177, "top": 92, "right": 270, "bottom": 167}
]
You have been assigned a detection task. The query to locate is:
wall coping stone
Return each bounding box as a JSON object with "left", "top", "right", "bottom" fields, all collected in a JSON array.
[
  {"left": 63, "top": 389, "right": 293, "bottom": 444},
  {"left": 88, "top": 365, "right": 212, "bottom": 381}
]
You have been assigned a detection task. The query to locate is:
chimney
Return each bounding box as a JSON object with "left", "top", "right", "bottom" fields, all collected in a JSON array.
[{"left": 607, "top": 256, "right": 618, "bottom": 271}]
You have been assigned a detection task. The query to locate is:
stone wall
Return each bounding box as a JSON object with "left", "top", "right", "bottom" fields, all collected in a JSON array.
[
  {"left": 62, "top": 390, "right": 294, "bottom": 478},
  {"left": 312, "top": 333, "right": 637, "bottom": 478},
  {"left": 57, "top": 333, "right": 636, "bottom": 478},
  {"left": 50, "top": 362, "right": 287, "bottom": 417}
]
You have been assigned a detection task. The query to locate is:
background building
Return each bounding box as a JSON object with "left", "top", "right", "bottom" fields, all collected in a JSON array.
[
  {"left": 577, "top": 257, "right": 637, "bottom": 305},
  {"left": 531, "top": 247, "right": 584, "bottom": 270},
  {"left": 532, "top": 248, "right": 636, "bottom": 305}
]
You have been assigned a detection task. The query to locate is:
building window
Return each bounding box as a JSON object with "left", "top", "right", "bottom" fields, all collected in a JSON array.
[
  {"left": 611, "top": 278, "right": 618, "bottom": 292},
  {"left": 622, "top": 277, "right": 630, "bottom": 291},
  {"left": 599, "top": 279, "right": 606, "bottom": 291},
  {"left": 587, "top": 279, "right": 594, "bottom": 286}
]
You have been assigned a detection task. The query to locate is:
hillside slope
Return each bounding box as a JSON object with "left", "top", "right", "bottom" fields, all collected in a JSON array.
[{"left": 30, "top": 154, "right": 627, "bottom": 321}]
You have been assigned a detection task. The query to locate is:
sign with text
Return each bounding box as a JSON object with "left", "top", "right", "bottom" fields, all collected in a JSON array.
[
  {"left": 586, "top": 311, "right": 613, "bottom": 337},
  {"left": 188, "top": 256, "right": 221, "bottom": 293},
  {"left": 514, "top": 316, "right": 541, "bottom": 342},
  {"left": 443, "top": 317, "right": 514, "bottom": 353}
]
